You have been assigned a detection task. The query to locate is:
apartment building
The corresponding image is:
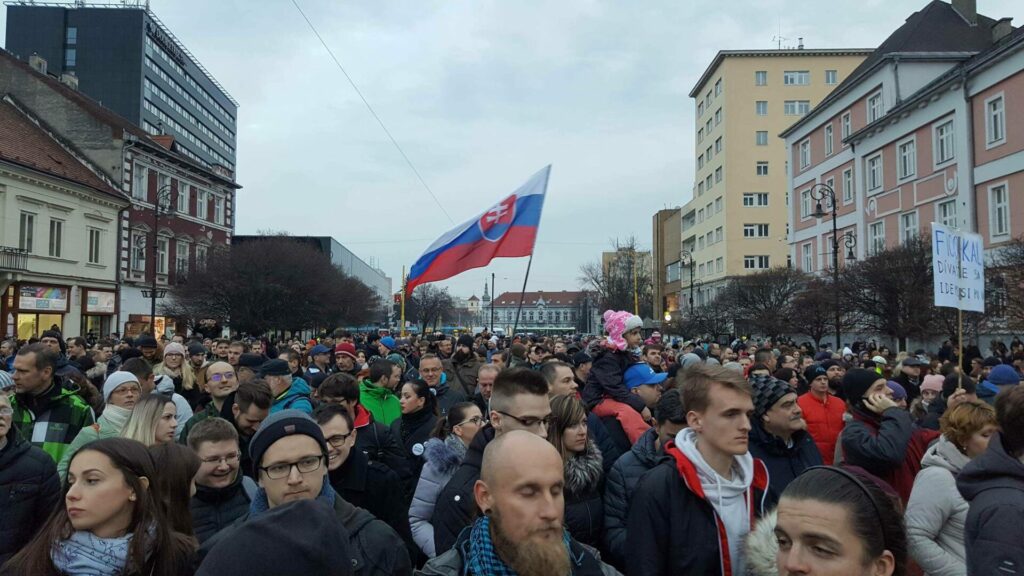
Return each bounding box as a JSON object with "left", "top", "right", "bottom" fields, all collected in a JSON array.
[
  {"left": 652, "top": 208, "right": 682, "bottom": 323},
  {"left": 674, "top": 46, "right": 871, "bottom": 310},
  {"left": 783, "top": 0, "right": 1020, "bottom": 277}
]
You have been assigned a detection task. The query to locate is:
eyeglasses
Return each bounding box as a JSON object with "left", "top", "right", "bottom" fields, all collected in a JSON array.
[
  {"left": 259, "top": 455, "right": 324, "bottom": 479},
  {"left": 325, "top": 432, "right": 353, "bottom": 447},
  {"left": 455, "top": 415, "right": 485, "bottom": 427},
  {"left": 494, "top": 410, "right": 551, "bottom": 429},
  {"left": 209, "top": 372, "right": 236, "bottom": 382},
  {"left": 200, "top": 451, "right": 240, "bottom": 465},
  {"left": 0, "top": 407, "right": 13, "bottom": 417}
]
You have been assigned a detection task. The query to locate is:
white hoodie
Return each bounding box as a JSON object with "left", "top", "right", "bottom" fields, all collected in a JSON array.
[{"left": 677, "top": 427, "right": 754, "bottom": 575}]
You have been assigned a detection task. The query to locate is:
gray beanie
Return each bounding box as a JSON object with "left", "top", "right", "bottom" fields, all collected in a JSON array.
[{"left": 103, "top": 371, "right": 139, "bottom": 403}]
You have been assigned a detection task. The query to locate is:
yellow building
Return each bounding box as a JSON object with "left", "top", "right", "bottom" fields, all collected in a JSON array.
[{"left": 677, "top": 48, "right": 872, "bottom": 309}]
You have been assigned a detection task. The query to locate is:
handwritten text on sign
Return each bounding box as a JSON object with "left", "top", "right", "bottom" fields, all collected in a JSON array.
[{"left": 932, "top": 223, "right": 985, "bottom": 312}]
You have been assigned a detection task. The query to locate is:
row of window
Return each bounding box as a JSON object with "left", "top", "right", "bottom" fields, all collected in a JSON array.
[
  {"left": 130, "top": 231, "right": 209, "bottom": 276},
  {"left": 491, "top": 310, "right": 576, "bottom": 323},
  {"left": 131, "top": 163, "right": 227, "bottom": 226},
  {"left": 144, "top": 78, "right": 235, "bottom": 154},
  {"left": 144, "top": 56, "right": 235, "bottom": 140},
  {"left": 18, "top": 212, "right": 105, "bottom": 265},
  {"left": 744, "top": 255, "right": 771, "bottom": 270},
  {"left": 697, "top": 78, "right": 724, "bottom": 118},
  {"left": 696, "top": 257, "right": 725, "bottom": 278},
  {"left": 143, "top": 99, "right": 234, "bottom": 169},
  {"left": 696, "top": 227, "right": 724, "bottom": 251},
  {"left": 145, "top": 35, "right": 236, "bottom": 124},
  {"left": 696, "top": 197, "right": 723, "bottom": 222},
  {"left": 696, "top": 136, "right": 724, "bottom": 169}
]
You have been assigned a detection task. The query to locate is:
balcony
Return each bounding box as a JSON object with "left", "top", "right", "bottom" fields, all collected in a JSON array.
[{"left": 0, "top": 247, "right": 28, "bottom": 271}]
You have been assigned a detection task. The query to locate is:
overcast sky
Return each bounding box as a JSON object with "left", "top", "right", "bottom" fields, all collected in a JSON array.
[{"left": 4, "top": 1, "right": 1023, "bottom": 301}]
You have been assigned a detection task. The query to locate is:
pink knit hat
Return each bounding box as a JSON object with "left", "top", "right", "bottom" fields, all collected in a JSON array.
[
  {"left": 603, "top": 310, "right": 643, "bottom": 350},
  {"left": 921, "top": 374, "right": 944, "bottom": 394}
]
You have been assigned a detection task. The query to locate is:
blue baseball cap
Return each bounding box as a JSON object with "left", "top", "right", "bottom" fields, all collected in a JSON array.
[
  {"left": 624, "top": 363, "right": 668, "bottom": 390},
  {"left": 380, "top": 336, "right": 396, "bottom": 351},
  {"left": 309, "top": 344, "right": 331, "bottom": 357}
]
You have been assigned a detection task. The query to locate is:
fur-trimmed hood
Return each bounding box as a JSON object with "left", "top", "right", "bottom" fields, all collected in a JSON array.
[
  {"left": 423, "top": 435, "right": 467, "bottom": 476},
  {"left": 564, "top": 439, "right": 603, "bottom": 496},
  {"left": 744, "top": 508, "right": 778, "bottom": 576}
]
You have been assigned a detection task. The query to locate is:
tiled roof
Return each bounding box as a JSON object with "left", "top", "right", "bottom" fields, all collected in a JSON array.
[
  {"left": 0, "top": 98, "right": 123, "bottom": 199},
  {"left": 492, "top": 290, "right": 587, "bottom": 307}
]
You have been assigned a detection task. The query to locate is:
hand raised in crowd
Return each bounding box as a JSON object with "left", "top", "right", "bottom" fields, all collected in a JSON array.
[{"left": 863, "top": 393, "right": 897, "bottom": 414}]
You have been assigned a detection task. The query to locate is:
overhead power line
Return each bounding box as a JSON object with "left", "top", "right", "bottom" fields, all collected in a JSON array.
[{"left": 289, "top": 0, "right": 454, "bottom": 224}]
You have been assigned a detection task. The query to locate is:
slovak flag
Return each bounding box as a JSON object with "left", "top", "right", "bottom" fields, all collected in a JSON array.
[{"left": 406, "top": 165, "right": 551, "bottom": 294}]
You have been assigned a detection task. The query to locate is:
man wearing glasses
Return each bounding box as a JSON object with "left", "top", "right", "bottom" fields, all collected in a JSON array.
[
  {"left": 432, "top": 367, "right": 552, "bottom": 554},
  {"left": 188, "top": 417, "right": 257, "bottom": 545},
  {"left": 198, "top": 409, "right": 412, "bottom": 574},
  {"left": 180, "top": 361, "right": 238, "bottom": 442}
]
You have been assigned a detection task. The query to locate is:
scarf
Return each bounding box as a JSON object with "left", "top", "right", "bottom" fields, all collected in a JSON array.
[
  {"left": 564, "top": 440, "right": 603, "bottom": 497},
  {"left": 99, "top": 404, "right": 132, "bottom": 432},
  {"left": 249, "top": 477, "right": 336, "bottom": 518},
  {"left": 465, "top": 515, "right": 573, "bottom": 576},
  {"left": 51, "top": 530, "right": 143, "bottom": 576}
]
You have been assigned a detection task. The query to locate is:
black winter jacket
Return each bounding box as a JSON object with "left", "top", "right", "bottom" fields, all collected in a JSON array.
[
  {"left": 190, "top": 473, "right": 255, "bottom": 545},
  {"left": 391, "top": 408, "right": 438, "bottom": 485},
  {"left": 957, "top": 432, "right": 1024, "bottom": 576},
  {"left": 588, "top": 411, "right": 623, "bottom": 476},
  {"left": 432, "top": 425, "right": 494, "bottom": 555},
  {"left": 356, "top": 411, "right": 413, "bottom": 492},
  {"left": 564, "top": 441, "right": 605, "bottom": 550},
  {"left": 626, "top": 441, "right": 769, "bottom": 576},
  {"left": 582, "top": 350, "right": 647, "bottom": 414},
  {"left": 603, "top": 427, "right": 664, "bottom": 568},
  {"left": 0, "top": 428, "right": 60, "bottom": 565},
  {"left": 747, "top": 421, "right": 821, "bottom": 508}
]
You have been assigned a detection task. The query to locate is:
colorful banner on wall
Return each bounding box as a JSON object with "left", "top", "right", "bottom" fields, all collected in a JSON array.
[{"left": 18, "top": 286, "right": 69, "bottom": 312}]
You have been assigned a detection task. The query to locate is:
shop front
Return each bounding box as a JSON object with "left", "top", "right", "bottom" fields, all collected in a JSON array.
[
  {"left": 82, "top": 289, "right": 117, "bottom": 338},
  {"left": 2, "top": 283, "right": 70, "bottom": 340}
]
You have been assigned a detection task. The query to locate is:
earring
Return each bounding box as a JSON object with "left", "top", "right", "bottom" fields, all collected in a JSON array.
[{"left": 129, "top": 494, "right": 136, "bottom": 502}]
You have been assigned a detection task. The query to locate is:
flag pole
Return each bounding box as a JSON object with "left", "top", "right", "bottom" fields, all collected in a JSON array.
[
  {"left": 512, "top": 254, "right": 534, "bottom": 337},
  {"left": 957, "top": 235, "right": 963, "bottom": 391},
  {"left": 400, "top": 266, "right": 407, "bottom": 338}
]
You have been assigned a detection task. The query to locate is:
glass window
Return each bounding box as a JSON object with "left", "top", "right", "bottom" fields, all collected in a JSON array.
[
  {"left": 48, "top": 219, "right": 63, "bottom": 258},
  {"left": 19, "top": 212, "right": 35, "bottom": 252},
  {"left": 801, "top": 190, "right": 812, "bottom": 218},
  {"left": 990, "top": 184, "right": 1010, "bottom": 239},
  {"left": 131, "top": 232, "right": 146, "bottom": 272},
  {"left": 65, "top": 48, "right": 76, "bottom": 67},
  {"left": 784, "top": 100, "right": 811, "bottom": 115},
  {"left": 715, "top": 226, "right": 723, "bottom": 242},
  {"left": 66, "top": 27, "right": 77, "bottom": 44},
  {"left": 756, "top": 101, "right": 768, "bottom": 116},
  {"left": 824, "top": 125, "right": 834, "bottom": 156},
  {"left": 825, "top": 70, "right": 838, "bottom": 85},
  {"left": 715, "top": 167, "right": 722, "bottom": 183},
  {"left": 868, "top": 92, "right": 884, "bottom": 122},
  {"left": 156, "top": 237, "right": 168, "bottom": 275},
  {"left": 843, "top": 169, "right": 853, "bottom": 203},
  {"left": 697, "top": 128, "right": 703, "bottom": 143},
  {"left": 935, "top": 120, "right": 955, "bottom": 164},
  {"left": 697, "top": 209, "right": 704, "bottom": 223},
  {"left": 869, "top": 221, "right": 885, "bottom": 255},
  {"left": 175, "top": 241, "right": 189, "bottom": 276},
  {"left": 898, "top": 139, "right": 916, "bottom": 179},
  {"left": 196, "top": 244, "right": 208, "bottom": 272},
  {"left": 698, "top": 101, "right": 704, "bottom": 116},
  {"left": 715, "top": 108, "right": 722, "bottom": 126},
  {"left": 799, "top": 140, "right": 811, "bottom": 169},
  {"left": 901, "top": 212, "right": 919, "bottom": 243},
  {"left": 938, "top": 199, "right": 957, "bottom": 228},
  {"left": 756, "top": 161, "right": 769, "bottom": 176},
  {"left": 132, "top": 165, "right": 148, "bottom": 200},
  {"left": 743, "top": 193, "right": 769, "bottom": 207},
  {"left": 803, "top": 243, "right": 814, "bottom": 271},
  {"left": 783, "top": 71, "right": 810, "bottom": 85},
  {"left": 715, "top": 197, "right": 723, "bottom": 213},
  {"left": 698, "top": 154, "right": 704, "bottom": 169},
  {"left": 698, "top": 181, "right": 704, "bottom": 195},
  {"left": 88, "top": 228, "right": 101, "bottom": 264},
  {"left": 756, "top": 131, "right": 768, "bottom": 146},
  {"left": 716, "top": 257, "right": 724, "bottom": 273},
  {"left": 196, "top": 190, "right": 208, "bottom": 219},
  {"left": 744, "top": 256, "right": 770, "bottom": 269},
  {"left": 867, "top": 154, "right": 883, "bottom": 191},
  {"left": 715, "top": 78, "right": 722, "bottom": 96},
  {"left": 987, "top": 96, "right": 1005, "bottom": 146},
  {"left": 755, "top": 71, "right": 767, "bottom": 86},
  {"left": 841, "top": 112, "right": 851, "bottom": 140},
  {"left": 215, "top": 196, "right": 225, "bottom": 225},
  {"left": 715, "top": 137, "right": 722, "bottom": 154},
  {"left": 743, "top": 224, "right": 769, "bottom": 238},
  {"left": 177, "top": 185, "right": 189, "bottom": 214}
]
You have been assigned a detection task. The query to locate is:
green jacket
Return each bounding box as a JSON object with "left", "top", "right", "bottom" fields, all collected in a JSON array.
[
  {"left": 57, "top": 408, "right": 128, "bottom": 480},
  {"left": 12, "top": 378, "right": 95, "bottom": 464},
  {"left": 179, "top": 402, "right": 221, "bottom": 446},
  {"left": 359, "top": 380, "right": 401, "bottom": 427}
]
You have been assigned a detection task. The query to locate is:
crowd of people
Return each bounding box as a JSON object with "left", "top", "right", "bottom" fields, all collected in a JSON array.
[{"left": 1, "top": 316, "right": 1024, "bottom": 575}]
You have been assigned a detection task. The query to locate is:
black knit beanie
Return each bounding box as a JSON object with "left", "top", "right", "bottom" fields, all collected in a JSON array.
[
  {"left": 750, "top": 375, "right": 793, "bottom": 421},
  {"left": 842, "top": 368, "right": 883, "bottom": 401}
]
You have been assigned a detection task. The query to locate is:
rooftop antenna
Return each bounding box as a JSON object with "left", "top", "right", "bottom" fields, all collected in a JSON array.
[{"left": 772, "top": 16, "right": 789, "bottom": 50}]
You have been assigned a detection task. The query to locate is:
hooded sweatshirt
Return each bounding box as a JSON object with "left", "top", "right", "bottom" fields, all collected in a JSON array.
[
  {"left": 359, "top": 379, "right": 401, "bottom": 426},
  {"left": 677, "top": 428, "right": 754, "bottom": 576}
]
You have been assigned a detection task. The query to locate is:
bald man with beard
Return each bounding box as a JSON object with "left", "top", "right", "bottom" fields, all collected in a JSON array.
[{"left": 418, "top": 430, "right": 620, "bottom": 576}]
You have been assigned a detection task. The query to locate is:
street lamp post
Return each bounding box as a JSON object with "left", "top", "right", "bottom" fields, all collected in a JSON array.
[
  {"left": 810, "top": 183, "right": 857, "bottom": 351},
  {"left": 143, "top": 186, "right": 175, "bottom": 337},
  {"left": 680, "top": 250, "right": 695, "bottom": 316}
]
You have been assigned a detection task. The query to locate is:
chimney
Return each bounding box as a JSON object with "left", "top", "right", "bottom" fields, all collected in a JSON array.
[
  {"left": 993, "top": 17, "right": 1014, "bottom": 42},
  {"left": 798, "top": 37, "right": 804, "bottom": 49},
  {"left": 60, "top": 71, "right": 78, "bottom": 90},
  {"left": 952, "top": 0, "right": 978, "bottom": 25},
  {"left": 28, "top": 53, "right": 47, "bottom": 75}
]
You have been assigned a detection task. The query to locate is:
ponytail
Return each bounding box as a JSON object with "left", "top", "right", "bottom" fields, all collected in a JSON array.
[{"left": 431, "top": 401, "right": 478, "bottom": 440}]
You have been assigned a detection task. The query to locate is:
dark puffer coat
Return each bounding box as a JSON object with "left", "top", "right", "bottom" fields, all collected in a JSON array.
[
  {"left": 747, "top": 420, "right": 822, "bottom": 508},
  {"left": 563, "top": 440, "right": 605, "bottom": 550},
  {"left": 603, "top": 427, "right": 664, "bottom": 567},
  {"left": 190, "top": 473, "right": 256, "bottom": 545},
  {"left": 0, "top": 427, "right": 61, "bottom": 565}
]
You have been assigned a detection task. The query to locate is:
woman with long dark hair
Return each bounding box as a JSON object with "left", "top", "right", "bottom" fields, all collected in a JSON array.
[
  {"left": 1, "top": 437, "right": 195, "bottom": 576},
  {"left": 548, "top": 394, "right": 604, "bottom": 549},
  {"left": 147, "top": 442, "right": 201, "bottom": 537},
  {"left": 408, "top": 401, "right": 484, "bottom": 557},
  {"left": 390, "top": 379, "right": 438, "bottom": 483}
]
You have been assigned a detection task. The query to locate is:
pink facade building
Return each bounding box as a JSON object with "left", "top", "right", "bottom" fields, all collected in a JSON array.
[{"left": 783, "top": 0, "right": 1021, "bottom": 274}]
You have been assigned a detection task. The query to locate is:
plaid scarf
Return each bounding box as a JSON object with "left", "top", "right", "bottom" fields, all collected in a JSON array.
[{"left": 465, "top": 516, "right": 572, "bottom": 576}]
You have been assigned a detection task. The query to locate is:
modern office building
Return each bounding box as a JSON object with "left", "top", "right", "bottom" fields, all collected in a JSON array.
[
  {"left": 675, "top": 46, "right": 872, "bottom": 310},
  {"left": 784, "top": 0, "right": 1020, "bottom": 278},
  {"left": 6, "top": 2, "right": 238, "bottom": 175}
]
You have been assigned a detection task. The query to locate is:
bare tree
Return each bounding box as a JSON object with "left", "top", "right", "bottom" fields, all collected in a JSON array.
[
  {"left": 407, "top": 285, "right": 456, "bottom": 334},
  {"left": 720, "top": 267, "right": 808, "bottom": 336},
  {"left": 163, "top": 236, "right": 379, "bottom": 336},
  {"left": 788, "top": 276, "right": 858, "bottom": 348},
  {"left": 578, "top": 237, "right": 654, "bottom": 319}
]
